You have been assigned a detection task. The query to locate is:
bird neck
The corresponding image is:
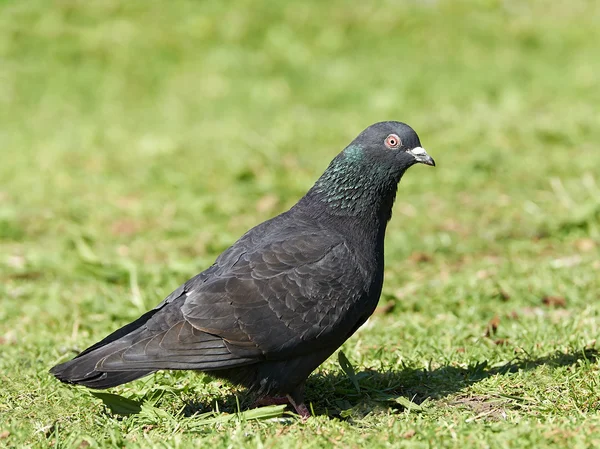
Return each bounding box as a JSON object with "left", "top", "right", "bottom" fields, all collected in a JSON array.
[
  {"left": 300, "top": 182, "right": 399, "bottom": 222},
  {"left": 295, "top": 151, "right": 404, "bottom": 237}
]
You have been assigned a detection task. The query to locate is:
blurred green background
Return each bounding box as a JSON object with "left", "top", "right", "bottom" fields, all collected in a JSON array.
[{"left": 1, "top": 0, "right": 600, "bottom": 447}]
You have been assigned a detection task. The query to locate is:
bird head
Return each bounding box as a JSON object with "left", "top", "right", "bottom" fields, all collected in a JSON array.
[
  {"left": 349, "top": 121, "right": 435, "bottom": 170},
  {"left": 305, "top": 121, "right": 435, "bottom": 220}
]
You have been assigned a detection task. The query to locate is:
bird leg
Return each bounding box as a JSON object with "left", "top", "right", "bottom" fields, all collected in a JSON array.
[
  {"left": 286, "top": 394, "right": 310, "bottom": 420},
  {"left": 286, "top": 382, "right": 310, "bottom": 420},
  {"left": 253, "top": 383, "right": 311, "bottom": 420},
  {"left": 253, "top": 395, "right": 310, "bottom": 420}
]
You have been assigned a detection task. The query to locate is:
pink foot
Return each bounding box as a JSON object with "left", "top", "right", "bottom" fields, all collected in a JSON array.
[
  {"left": 286, "top": 394, "right": 311, "bottom": 421},
  {"left": 252, "top": 395, "right": 311, "bottom": 420}
]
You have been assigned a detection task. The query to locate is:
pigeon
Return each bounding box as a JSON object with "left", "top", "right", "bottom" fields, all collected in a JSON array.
[{"left": 50, "top": 121, "right": 435, "bottom": 418}]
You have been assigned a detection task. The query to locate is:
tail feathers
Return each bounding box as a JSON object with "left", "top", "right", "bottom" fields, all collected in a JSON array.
[
  {"left": 50, "top": 296, "right": 181, "bottom": 388},
  {"left": 50, "top": 336, "right": 153, "bottom": 388},
  {"left": 50, "top": 361, "right": 152, "bottom": 389},
  {"left": 50, "top": 296, "right": 260, "bottom": 389}
]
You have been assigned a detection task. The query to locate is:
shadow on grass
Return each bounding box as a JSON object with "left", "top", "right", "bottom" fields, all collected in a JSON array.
[{"left": 181, "top": 347, "right": 598, "bottom": 418}]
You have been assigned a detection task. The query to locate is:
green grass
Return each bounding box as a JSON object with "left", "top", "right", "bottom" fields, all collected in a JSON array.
[{"left": 1, "top": 0, "right": 600, "bottom": 447}]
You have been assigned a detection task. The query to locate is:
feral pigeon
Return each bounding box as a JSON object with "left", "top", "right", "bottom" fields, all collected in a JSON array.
[{"left": 51, "top": 121, "right": 435, "bottom": 418}]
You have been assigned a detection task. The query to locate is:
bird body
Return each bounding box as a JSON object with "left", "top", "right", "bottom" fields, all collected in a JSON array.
[{"left": 51, "top": 121, "right": 435, "bottom": 418}]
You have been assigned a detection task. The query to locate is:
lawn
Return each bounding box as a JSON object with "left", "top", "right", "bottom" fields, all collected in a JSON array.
[{"left": 1, "top": 0, "right": 600, "bottom": 447}]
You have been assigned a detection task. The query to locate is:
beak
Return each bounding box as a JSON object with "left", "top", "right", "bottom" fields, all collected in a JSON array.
[{"left": 408, "top": 147, "right": 435, "bottom": 167}]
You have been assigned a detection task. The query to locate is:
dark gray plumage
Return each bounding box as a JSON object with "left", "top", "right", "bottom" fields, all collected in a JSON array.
[{"left": 50, "top": 121, "right": 435, "bottom": 418}]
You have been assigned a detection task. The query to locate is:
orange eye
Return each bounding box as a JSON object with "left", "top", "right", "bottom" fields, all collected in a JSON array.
[{"left": 384, "top": 134, "right": 401, "bottom": 149}]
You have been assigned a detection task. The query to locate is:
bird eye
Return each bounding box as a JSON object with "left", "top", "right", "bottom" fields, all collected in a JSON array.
[{"left": 384, "top": 134, "right": 401, "bottom": 149}]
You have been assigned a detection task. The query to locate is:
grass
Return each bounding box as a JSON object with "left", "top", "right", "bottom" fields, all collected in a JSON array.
[{"left": 1, "top": 0, "right": 600, "bottom": 447}]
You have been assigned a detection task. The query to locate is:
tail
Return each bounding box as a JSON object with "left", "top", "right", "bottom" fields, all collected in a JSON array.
[
  {"left": 50, "top": 293, "right": 259, "bottom": 389},
  {"left": 50, "top": 363, "right": 152, "bottom": 389},
  {"left": 50, "top": 308, "right": 160, "bottom": 389}
]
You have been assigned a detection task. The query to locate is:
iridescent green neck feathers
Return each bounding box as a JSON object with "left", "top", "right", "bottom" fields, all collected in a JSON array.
[{"left": 310, "top": 145, "right": 401, "bottom": 218}]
